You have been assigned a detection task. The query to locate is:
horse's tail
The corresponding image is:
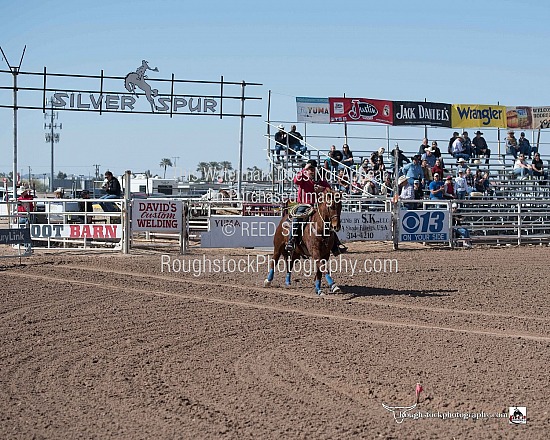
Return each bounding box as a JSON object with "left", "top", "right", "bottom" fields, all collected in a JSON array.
[{"left": 124, "top": 74, "right": 135, "bottom": 94}]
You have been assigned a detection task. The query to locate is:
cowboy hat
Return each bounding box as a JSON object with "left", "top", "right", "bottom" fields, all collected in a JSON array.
[{"left": 398, "top": 175, "right": 408, "bottom": 185}]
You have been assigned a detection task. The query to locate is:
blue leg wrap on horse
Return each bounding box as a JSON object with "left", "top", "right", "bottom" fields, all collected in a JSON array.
[
  {"left": 325, "top": 274, "right": 334, "bottom": 287},
  {"left": 285, "top": 272, "right": 291, "bottom": 285},
  {"left": 267, "top": 269, "right": 274, "bottom": 282},
  {"left": 315, "top": 279, "right": 321, "bottom": 292}
]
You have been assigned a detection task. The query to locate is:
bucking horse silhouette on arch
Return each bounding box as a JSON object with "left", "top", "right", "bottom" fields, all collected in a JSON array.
[{"left": 124, "top": 60, "right": 159, "bottom": 112}]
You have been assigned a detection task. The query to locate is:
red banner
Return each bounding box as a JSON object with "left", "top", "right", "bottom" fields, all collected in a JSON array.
[{"left": 329, "top": 97, "right": 393, "bottom": 124}]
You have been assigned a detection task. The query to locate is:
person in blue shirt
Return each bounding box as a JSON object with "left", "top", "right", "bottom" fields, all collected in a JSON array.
[
  {"left": 428, "top": 173, "right": 445, "bottom": 200},
  {"left": 402, "top": 154, "right": 423, "bottom": 183},
  {"left": 518, "top": 132, "right": 533, "bottom": 158}
]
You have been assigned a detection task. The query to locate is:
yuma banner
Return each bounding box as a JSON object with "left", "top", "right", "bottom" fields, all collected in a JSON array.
[
  {"left": 451, "top": 104, "right": 507, "bottom": 128},
  {"left": 393, "top": 101, "right": 451, "bottom": 127},
  {"left": 296, "top": 97, "right": 330, "bottom": 123},
  {"left": 532, "top": 106, "right": 550, "bottom": 129},
  {"left": 329, "top": 97, "right": 393, "bottom": 124}
]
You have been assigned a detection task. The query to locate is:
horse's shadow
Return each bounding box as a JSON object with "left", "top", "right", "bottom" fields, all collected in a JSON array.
[{"left": 339, "top": 285, "right": 454, "bottom": 300}]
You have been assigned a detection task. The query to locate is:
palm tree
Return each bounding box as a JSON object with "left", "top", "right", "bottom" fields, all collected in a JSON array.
[
  {"left": 219, "top": 161, "right": 233, "bottom": 171},
  {"left": 159, "top": 158, "right": 173, "bottom": 178},
  {"left": 196, "top": 162, "right": 209, "bottom": 180}
]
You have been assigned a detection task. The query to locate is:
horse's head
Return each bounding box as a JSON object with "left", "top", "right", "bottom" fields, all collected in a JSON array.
[{"left": 320, "top": 189, "right": 342, "bottom": 232}]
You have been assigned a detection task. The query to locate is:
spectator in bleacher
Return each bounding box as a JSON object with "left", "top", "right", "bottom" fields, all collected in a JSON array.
[
  {"left": 443, "top": 175, "right": 456, "bottom": 199},
  {"left": 391, "top": 144, "right": 410, "bottom": 171},
  {"left": 474, "top": 169, "right": 485, "bottom": 193},
  {"left": 429, "top": 173, "right": 445, "bottom": 200},
  {"left": 448, "top": 131, "right": 460, "bottom": 155},
  {"left": 418, "top": 138, "right": 430, "bottom": 155},
  {"left": 430, "top": 140, "right": 443, "bottom": 164},
  {"left": 452, "top": 134, "right": 470, "bottom": 161},
  {"left": 414, "top": 180, "right": 424, "bottom": 200},
  {"left": 325, "top": 145, "right": 343, "bottom": 174},
  {"left": 421, "top": 159, "right": 433, "bottom": 187},
  {"left": 380, "top": 174, "right": 393, "bottom": 197},
  {"left": 455, "top": 170, "right": 468, "bottom": 200},
  {"left": 374, "top": 156, "right": 386, "bottom": 175},
  {"left": 431, "top": 158, "right": 444, "bottom": 179},
  {"left": 518, "top": 132, "right": 532, "bottom": 158},
  {"left": 358, "top": 159, "right": 371, "bottom": 179},
  {"left": 363, "top": 177, "right": 379, "bottom": 196},
  {"left": 370, "top": 147, "right": 385, "bottom": 167},
  {"left": 274, "top": 124, "right": 287, "bottom": 161},
  {"left": 482, "top": 171, "right": 494, "bottom": 196},
  {"left": 506, "top": 130, "right": 520, "bottom": 159},
  {"left": 456, "top": 157, "right": 469, "bottom": 176},
  {"left": 350, "top": 175, "right": 363, "bottom": 195},
  {"left": 403, "top": 154, "right": 423, "bottom": 183},
  {"left": 341, "top": 144, "right": 354, "bottom": 168},
  {"left": 472, "top": 130, "right": 491, "bottom": 164},
  {"left": 451, "top": 203, "right": 473, "bottom": 248},
  {"left": 513, "top": 153, "right": 533, "bottom": 179},
  {"left": 532, "top": 152, "right": 545, "bottom": 180},
  {"left": 288, "top": 125, "right": 306, "bottom": 156},
  {"left": 398, "top": 175, "right": 414, "bottom": 201},
  {"left": 462, "top": 131, "right": 473, "bottom": 159},
  {"left": 465, "top": 167, "right": 475, "bottom": 189},
  {"left": 421, "top": 146, "right": 437, "bottom": 168},
  {"left": 335, "top": 169, "right": 350, "bottom": 193}
]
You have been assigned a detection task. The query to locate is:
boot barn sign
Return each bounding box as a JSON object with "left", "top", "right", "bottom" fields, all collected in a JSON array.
[{"left": 0, "top": 60, "right": 262, "bottom": 118}]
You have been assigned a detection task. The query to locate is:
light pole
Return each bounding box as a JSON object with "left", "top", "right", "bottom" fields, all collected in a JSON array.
[{"left": 44, "top": 97, "right": 62, "bottom": 192}]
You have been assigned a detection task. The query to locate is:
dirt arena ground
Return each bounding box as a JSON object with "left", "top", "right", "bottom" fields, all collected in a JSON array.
[{"left": 1, "top": 242, "right": 548, "bottom": 439}]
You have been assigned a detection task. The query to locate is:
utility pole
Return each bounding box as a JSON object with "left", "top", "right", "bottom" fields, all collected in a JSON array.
[
  {"left": 0, "top": 45, "right": 26, "bottom": 200},
  {"left": 44, "top": 97, "right": 62, "bottom": 192},
  {"left": 172, "top": 156, "right": 179, "bottom": 179},
  {"left": 93, "top": 164, "right": 101, "bottom": 179}
]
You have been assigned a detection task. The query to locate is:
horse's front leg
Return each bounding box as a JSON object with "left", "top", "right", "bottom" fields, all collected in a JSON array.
[{"left": 317, "top": 254, "right": 341, "bottom": 295}]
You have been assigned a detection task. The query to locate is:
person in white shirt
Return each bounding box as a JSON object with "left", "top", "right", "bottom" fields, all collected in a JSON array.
[
  {"left": 455, "top": 170, "right": 468, "bottom": 199},
  {"left": 452, "top": 135, "right": 470, "bottom": 161}
]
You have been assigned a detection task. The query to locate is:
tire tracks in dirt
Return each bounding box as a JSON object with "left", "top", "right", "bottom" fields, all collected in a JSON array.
[{"left": 7, "top": 268, "right": 550, "bottom": 343}]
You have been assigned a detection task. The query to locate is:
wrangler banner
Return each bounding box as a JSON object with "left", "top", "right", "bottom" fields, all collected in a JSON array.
[
  {"left": 329, "top": 97, "right": 393, "bottom": 124},
  {"left": 451, "top": 104, "right": 507, "bottom": 128},
  {"left": 393, "top": 101, "right": 451, "bottom": 127}
]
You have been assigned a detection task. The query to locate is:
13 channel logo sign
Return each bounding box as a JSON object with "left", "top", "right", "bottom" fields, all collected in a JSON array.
[{"left": 400, "top": 210, "right": 449, "bottom": 242}]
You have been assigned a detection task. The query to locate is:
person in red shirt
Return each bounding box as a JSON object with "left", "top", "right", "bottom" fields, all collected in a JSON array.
[
  {"left": 17, "top": 187, "right": 35, "bottom": 221},
  {"left": 286, "top": 160, "right": 331, "bottom": 252}
]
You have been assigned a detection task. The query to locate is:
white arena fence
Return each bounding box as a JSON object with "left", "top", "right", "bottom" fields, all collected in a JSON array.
[{"left": 3, "top": 196, "right": 550, "bottom": 255}]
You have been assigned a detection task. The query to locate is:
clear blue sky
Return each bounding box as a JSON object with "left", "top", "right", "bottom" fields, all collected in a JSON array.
[{"left": 2, "top": 0, "right": 550, "bottom": 179}]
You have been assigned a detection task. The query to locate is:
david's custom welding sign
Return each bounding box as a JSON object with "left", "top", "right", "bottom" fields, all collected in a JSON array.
[
  {"left": 451, "top": 104, "right": 506, "bottom": 128},
  {"left": 30, "top": 224, "right": 121, "bottom": 239},
  {"left": 0, "top": 228, "right": 31, "bottom": 245},
  {"left": 132, "top": 200, "right": 183, "bottom": 232},
  {"left": 399, "top": 210, "right": 449, "bottom": 242},
  {"left": 296, "top": 97, "right": 330, "bottom": 123},
  {"left": 393, "top": 101, "right": 451, "bottom": 127}
]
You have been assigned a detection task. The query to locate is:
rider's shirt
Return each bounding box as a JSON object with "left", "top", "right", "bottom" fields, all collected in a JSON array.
[{"left": 294, "top": 170, "right": 330, "bottom": 205}]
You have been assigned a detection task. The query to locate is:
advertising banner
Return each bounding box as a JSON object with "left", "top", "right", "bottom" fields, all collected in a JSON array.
[
  {"left": 393, "top": 101, "right": 451, "bottom": 127},
  {"left": 0, "top": 228, "right": 31, "bottom": 245},
  {"left": 532, "top": 106, "right": 550, "bottom": 129},
  {"left": 399, "top": 210, "right": 449, "bottom": 242},
  {"left": 132, "top": 199, "right": 183, "bottom": 232},
  {"left": 29, "top": 224, "right": 122, "bottom": 239},
  {"left": 451, "top": 104, "right": 507, "bottom": 128},
  {"left": 329, "top": 97, "right": 393, "bottom": 124},
  {"left": 506, "top": 106, "right": 533, "bottom": 129},
  {"left": 296, "top": 97, "right": 330, "bottom": 123},
  {"left": 201, "top": 212, "right": 392, "bottom": 248}
]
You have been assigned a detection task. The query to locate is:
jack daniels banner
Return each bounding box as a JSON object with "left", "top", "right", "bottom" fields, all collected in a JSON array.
[{"left": 392, "top": 101, "right": 451, "bottom": 127}]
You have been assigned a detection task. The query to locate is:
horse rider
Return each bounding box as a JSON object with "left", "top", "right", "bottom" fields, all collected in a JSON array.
[
  {"left": 286, "top": 159, "right": 346, "bottom": 255},
  {"left": 135, "top": 60, "right": 158, "bottom": 81}
]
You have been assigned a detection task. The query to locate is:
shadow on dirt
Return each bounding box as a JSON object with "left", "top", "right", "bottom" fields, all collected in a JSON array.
[{"left": 341, "top": 286, "right": 454, "bottom": 300}]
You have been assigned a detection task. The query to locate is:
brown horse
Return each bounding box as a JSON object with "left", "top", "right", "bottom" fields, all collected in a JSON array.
[{"left": 264, "top": 188, "right": 343, "bottom": 295}]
